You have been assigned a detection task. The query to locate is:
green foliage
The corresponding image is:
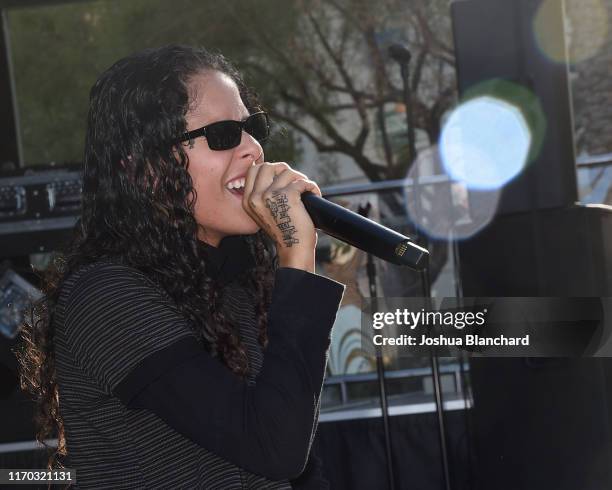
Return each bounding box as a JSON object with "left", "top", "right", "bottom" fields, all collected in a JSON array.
[{"left": 7, "top": 0, "right": 301, "bottom": 165}]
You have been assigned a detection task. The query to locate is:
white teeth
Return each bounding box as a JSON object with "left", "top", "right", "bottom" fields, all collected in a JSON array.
[{"left": 227, "top": 177, "right": 246, "bottom": 190}]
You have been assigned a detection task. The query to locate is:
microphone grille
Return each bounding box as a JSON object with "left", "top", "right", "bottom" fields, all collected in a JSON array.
[{"left": 395, "top": 241, "right": 409, "bottom": 257}]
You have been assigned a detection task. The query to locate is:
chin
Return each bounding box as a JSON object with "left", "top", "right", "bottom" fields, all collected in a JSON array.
[{"left": 221, "top": 218, "right": 260, "bottom": 237}]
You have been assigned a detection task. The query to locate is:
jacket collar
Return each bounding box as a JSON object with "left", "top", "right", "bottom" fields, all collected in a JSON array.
[{"left": 198, "top": 234, "right": 256, "bottom": 286}]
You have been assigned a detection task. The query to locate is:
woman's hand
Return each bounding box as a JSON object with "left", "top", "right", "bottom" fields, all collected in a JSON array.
[{"left": 242, "top": 162, "right": 322, "bottom": 273}]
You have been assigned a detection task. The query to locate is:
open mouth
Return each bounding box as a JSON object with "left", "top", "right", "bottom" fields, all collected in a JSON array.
[
  {"left": 228, "top": 187, "right": 245, "bottom": 196},
  {"left": 226, "top": 176, "right": 246, "bottom": 197}
]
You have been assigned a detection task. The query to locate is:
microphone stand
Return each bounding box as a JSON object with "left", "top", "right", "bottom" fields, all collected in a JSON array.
[
  {"left": 360, "top": 202, "right": 396, "bottom": 490},
  {"left": 421, "top": 268, "right": 452, "bottom": 490},
  {"left": 389, "top": 43, "right": 452, "bottom": 490}
]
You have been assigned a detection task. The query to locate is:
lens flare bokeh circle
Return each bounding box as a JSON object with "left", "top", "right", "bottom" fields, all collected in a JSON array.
[
  {"left": 405, "top": 146, "right": 501, "bottom": 240},
  {"left": 439, "top": 95, "right": 532, "bottom": 191}
]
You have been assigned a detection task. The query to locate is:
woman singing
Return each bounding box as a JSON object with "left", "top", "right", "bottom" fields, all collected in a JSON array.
[{"left": 18, "top": 44, "right": 345, "bottom": 489}]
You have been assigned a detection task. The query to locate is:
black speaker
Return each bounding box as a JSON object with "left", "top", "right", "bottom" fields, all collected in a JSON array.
[
  {"left": 451, "top": 0, "right": 578, "bottom": 215},
  {"left": 459, "top": 205, "right": 612, "bottom": 297},
  {"left": 469, "top": 356, "right": 612, "bottom": 490},
  {"left": 452, "top": 4, "right": 610, "bottom": 485},
  {"left": 459, "top": 205, "right": 612, "bottom": 490}
]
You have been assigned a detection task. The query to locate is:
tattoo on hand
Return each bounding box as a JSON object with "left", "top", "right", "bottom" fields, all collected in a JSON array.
[{"left": 265, "top": 190, "right": 300, "bottom": 247}]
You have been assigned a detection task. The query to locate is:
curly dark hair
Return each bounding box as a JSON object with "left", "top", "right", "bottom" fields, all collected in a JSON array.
[{"left": 15, "top": 44, "right": 278, "bottom": 471}]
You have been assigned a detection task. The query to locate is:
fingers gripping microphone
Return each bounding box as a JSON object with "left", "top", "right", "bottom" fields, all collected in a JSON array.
[{"left": 301, "top": 192, "right": 429, "bottom": 271}]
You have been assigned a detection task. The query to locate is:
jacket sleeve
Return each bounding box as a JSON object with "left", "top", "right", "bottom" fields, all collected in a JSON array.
[{"left": 118, "top": 266, "right": 345, "bottom": 481}]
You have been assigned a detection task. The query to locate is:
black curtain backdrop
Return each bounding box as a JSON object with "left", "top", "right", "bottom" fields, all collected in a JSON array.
[{"left": 314, "top": 409, "right": 473, "bottom": 490}]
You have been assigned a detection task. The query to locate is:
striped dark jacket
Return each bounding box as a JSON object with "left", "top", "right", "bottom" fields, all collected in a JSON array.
[{"left": 54, "top": 235, "right": 345, "bottom": 489}]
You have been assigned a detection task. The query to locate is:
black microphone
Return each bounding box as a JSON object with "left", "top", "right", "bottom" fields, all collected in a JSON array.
[{"left": 301, "top": 191, "right": 429, "bottom": 270}]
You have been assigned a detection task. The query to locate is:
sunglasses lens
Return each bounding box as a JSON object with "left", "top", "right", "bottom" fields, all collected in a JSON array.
[
  {"left": 206, "top": 121, "right": 242, "bottom": 150},
  {"left": 245, "top": 113, "right": 270, "bottom": 143}
]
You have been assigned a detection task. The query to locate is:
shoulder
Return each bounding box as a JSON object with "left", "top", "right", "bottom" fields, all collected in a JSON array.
[
  {"left": 55, "top": 258, "right": 201, "bottom": 393},
  {"left": 59, "top": 258, "right": 177, "bottom": 315},
  {"left": 63, "top": 257, "right": 155, "bottom": 287}
]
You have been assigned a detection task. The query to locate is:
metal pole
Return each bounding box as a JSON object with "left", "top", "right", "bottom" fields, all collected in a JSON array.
[
  {"left": 421, "top": 268, "right": 452, "bottom": 490},
  {"left": 362, "top": 200, "right": 396, "bottom": 490},
  {"left": 389, "top": 43, "right": 452, "bottom": 490},
  {"left": 399, "top": 63, "right": 417, "bottom": 167}
]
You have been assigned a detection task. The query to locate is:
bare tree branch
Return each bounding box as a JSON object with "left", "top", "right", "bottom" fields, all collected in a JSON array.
[
  {"left": 306, "top": 12, "right": 370, "bottom": 152},
  {"left": 413, "top": 1, "right": 455, "bottom": 63},
  {"left": 236, "top": 0, "right": 456, "bottom": 183}
]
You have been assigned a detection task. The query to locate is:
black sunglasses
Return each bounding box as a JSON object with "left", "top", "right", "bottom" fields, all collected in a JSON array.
[{"left": 178, "top": 111, "right": 270, "bottom": 151}]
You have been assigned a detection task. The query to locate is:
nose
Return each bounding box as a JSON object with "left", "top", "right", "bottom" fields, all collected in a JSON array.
[{"left": 236, "top": 130, "right": 264, "bottom": 163}]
